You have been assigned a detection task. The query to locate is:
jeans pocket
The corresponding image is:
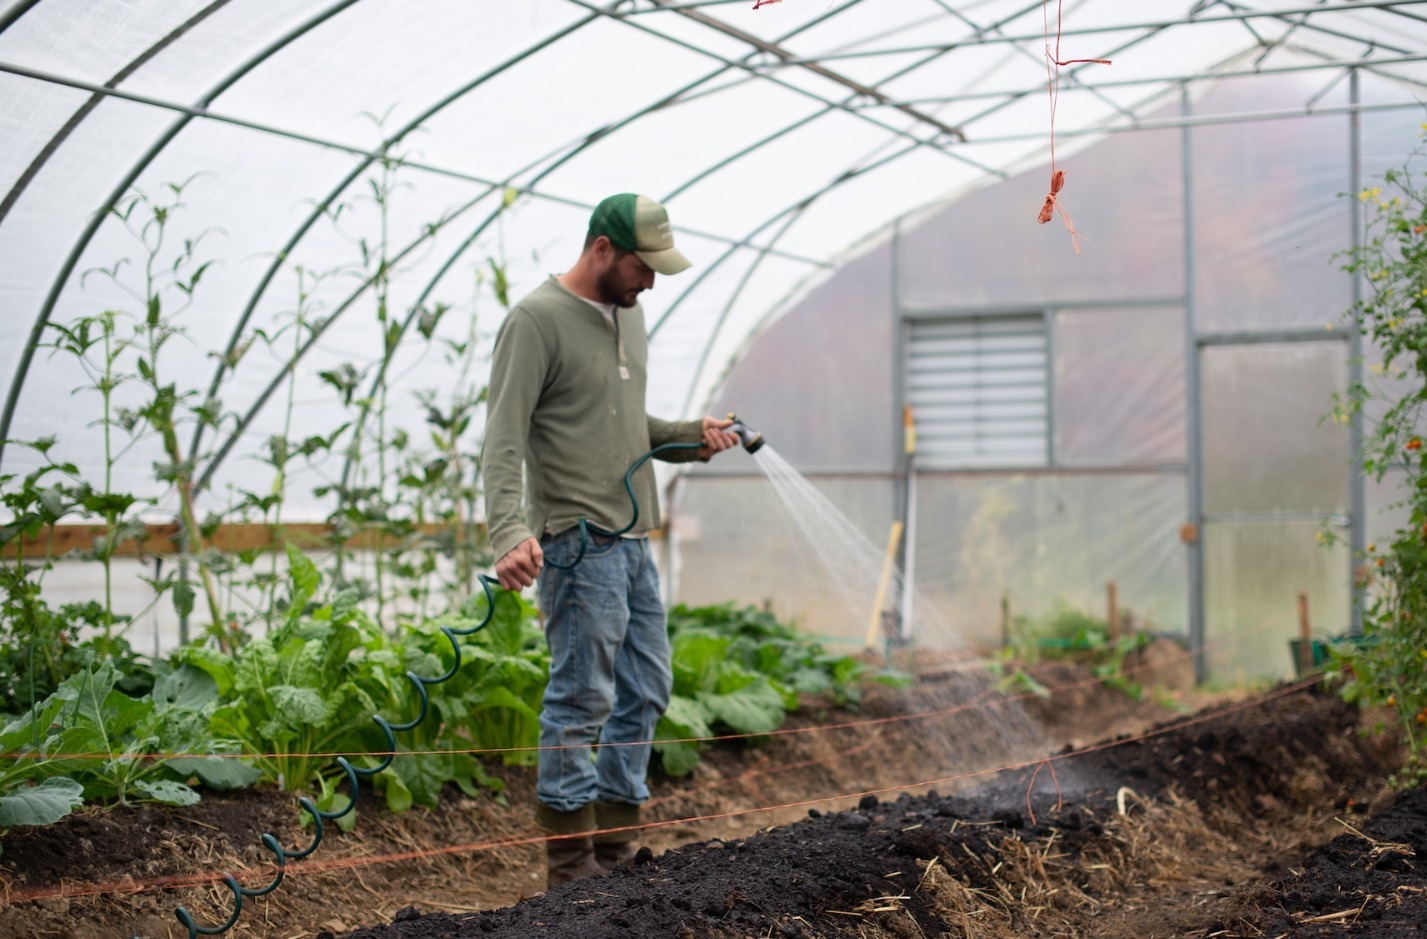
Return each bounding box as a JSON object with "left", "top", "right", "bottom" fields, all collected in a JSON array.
[{"left": 542, "top": 528, "right": 619, "bottom": 567}]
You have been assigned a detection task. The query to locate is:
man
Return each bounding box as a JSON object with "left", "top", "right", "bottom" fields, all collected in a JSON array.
[{"left": 480, "top": 193, "right": 740, "bottom": 889}]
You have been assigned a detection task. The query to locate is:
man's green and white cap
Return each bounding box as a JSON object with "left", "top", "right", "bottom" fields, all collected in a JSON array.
[{"left": 589, "top": 193, "right": 691, "bottom": 275}]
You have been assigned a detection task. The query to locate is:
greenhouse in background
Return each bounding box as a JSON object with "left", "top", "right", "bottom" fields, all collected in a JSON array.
[{"left": 4, "top": 0, "right": 1427, "bottom": 683}]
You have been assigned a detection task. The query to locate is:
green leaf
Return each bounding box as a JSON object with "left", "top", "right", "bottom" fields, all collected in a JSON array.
[
  {"left": 654, "top": 740, "right": 701, "bottom": 777},
  {"left": 0, "top": 777, "right": 84, "bottom": 826},
  {"left": 785, "top": 667, "right": 833, "bottom": 695},
  {"left": 265, "top": 686, "right": 329, "bottom": 729},
  {"left": 174, "top": 646, "right": 236, "bottom": 697},
  {"left": 135, "top": 779, "right": 201, "bottom": 806},
  {"left": 152, "top": 665, "right": 217, "bottom": 712},
  {"left": 382, "top": 769, "right": 414, "bottom": 813},
  {"left": 670, "top": 632, "right": 730, "bottom": 696},
  {"left": 658, "top": 694, "right": 714, "bottom": 740},
  {"left": 165, "top": 756, "right": 261, "bottom": 790},
  {"left": 172, "top": 581, "right": 195, "bottom": 619},
  {"left": 698, "top": 678, "right": 786, "bottom": 735},
  {"left": 285, "top": 543, "right": 320, "bottom": 618}
]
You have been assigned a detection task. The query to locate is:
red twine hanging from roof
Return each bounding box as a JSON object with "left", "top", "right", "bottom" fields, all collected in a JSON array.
[
  {"left": 1040, "top": 0, "right": 1111, "bottom": 254},
  {"left": 753, "top": 0, "right": 782, "bottom": 8}
]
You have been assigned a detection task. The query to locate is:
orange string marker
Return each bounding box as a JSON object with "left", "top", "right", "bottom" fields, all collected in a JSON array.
[{"left": 1039, "top": 0, "right": 1111, "bottom": 254}]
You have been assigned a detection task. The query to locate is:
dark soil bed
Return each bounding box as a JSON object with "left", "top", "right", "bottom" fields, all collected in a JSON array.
[
  {"left": 337, "top": 687, "right": 1416, "bottom": 939},
  {"left": 0, "top": 658, "right": 1416, "bottom": 939}
]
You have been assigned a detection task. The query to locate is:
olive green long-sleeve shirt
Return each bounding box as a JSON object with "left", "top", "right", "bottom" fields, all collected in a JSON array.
[{"left": 480, "top": 276, "right": 704, "bottom": 561}]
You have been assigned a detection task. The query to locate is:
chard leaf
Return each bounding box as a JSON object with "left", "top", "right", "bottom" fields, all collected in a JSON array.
[
  {"left": 659, "top": 694, "right": 714, "bottom": 740},
  {"left": 174, "top": 646, "right": 236, "bottom": 697},
  {"left": 654, "top": 740, "right": 701, "bottom": 777},
  {"left": 786, "top": 667, "right": 833, "bottom": 695},
  {"left": 382, "top": 770, "right": 414, "bottom": 813},
  {"left": 470, "top": 685, "right": 541, "bottom": 722},
  {"left": 233, "top": 639, "right": 279, "bottom": 694},
  {"left": 698, "top": 678, "right": 786, "bottom": 735},
  {"left": 269, "top": 685, "right": 329, "bottom": 726},
  {"left": 285, "top": 543, "right": 320, "bottom": 619},
  {"left": 670, "top": 632, "right": 730, "bottom": 695}
]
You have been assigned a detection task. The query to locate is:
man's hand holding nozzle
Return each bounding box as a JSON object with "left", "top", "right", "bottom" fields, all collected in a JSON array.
[{"left": 699, "top": 415, "right": 741, "bottom": 461}]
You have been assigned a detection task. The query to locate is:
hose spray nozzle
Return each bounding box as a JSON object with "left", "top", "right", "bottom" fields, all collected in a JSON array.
[{"left": 725, "top": 413, "right": 765, "bottom": 454}]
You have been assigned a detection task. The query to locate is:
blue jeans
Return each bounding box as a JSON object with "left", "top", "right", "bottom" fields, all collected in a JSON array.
[{"left": 536, "top": 528, "right": 672, "bottom": 812}]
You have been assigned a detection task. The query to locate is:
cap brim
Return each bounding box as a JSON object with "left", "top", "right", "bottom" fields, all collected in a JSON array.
[{"left": 637, "top": 247, "right": 691, "bottom": 276}]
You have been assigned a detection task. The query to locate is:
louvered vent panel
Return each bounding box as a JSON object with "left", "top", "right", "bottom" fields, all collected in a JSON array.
[{"left": 907, "top": 316, "right": 1048, "bottom": 468}]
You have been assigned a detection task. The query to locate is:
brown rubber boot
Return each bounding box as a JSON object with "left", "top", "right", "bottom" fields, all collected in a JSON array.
[
  {"left": 536, "top": 804, "right": 605, "bottom": 889},
  {"left": 593, "top": 800, "right": 641, "bottom": 872}
]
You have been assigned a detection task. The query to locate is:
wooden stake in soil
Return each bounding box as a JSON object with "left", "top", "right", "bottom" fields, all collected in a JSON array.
[
  {"left": 1107, "top": 582, "right": 1120, "bottom": 645},
  {"left": 1001, "top": 591, "right": 1011, "bottom": 649},
  {"left": 1297, "top": 591, "right": 1313, "bottom": 674},
  {"left": 866, "top": 520, "right": 904, "bottom": 649}
]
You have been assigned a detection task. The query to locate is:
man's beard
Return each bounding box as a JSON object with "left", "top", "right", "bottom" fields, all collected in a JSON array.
[{"left": 596, "top": 268, "right": 640, "bottom": 308}]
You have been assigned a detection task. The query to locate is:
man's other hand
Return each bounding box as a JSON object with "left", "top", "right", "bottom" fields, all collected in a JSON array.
[
  {"left": 496, "top": 537, "right": 544, "bottom": 591},
  {"left": 699, "top": 416, "right": 741, "bottom": 461}
]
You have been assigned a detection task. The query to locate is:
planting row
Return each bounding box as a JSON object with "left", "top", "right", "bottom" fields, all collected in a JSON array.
[{"left": 0, "top": 547, "right": 905, "bottom": 852}]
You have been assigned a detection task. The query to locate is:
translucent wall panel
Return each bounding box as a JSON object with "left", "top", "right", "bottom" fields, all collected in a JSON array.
[
  {"left": 532, "top": 80, "right": 830, "bottom": 214},
  {"left": 1203, "top": 520, "right": 1350, "bottom": 682},
  {"left": 671, "top": 474, "right": 895, "bottom": 649},
  {"left": 0, "top": 75, "right": 89, "bottom": 196},
  {"left": 1191, "top": 77, "right": 1352, "bottom": 334},
  {"left": 1361, "top": 96, "right": 1427, "bottom": 182},
  {"left": 905, "top": 472, "right": 1186, "bottom": 649},
  {"left": 118, "top": 2, "right": 329, "bottom": 103},
  {"left": 647, "top": 245, "right": 770, "bottom": 421},
  {"left": 0, "top": 0, "right": 209, "bottom": 80},
  {"left": 897, "top": 124, "right": 1185, "bottom": 309},
  {"left": 1365, "top": 468, "right": 1413, "bottom": 551},
  {"left": 777, "top": 146, "right": 986, "bottom": 262},
  {"left": 1201, "top": 342, "right": 1349, "bottom": 516},
  {"left": 702, "top": 242, "right": 896, "bottom": 474},
  {"left": 1053, "top": 306, "right": 1186, "bottom": 467}
]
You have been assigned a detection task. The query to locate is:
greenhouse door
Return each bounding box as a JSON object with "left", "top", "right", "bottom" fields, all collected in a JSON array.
[{"left": 1196, "top": 337, "right": 1352, "bottom": 681}]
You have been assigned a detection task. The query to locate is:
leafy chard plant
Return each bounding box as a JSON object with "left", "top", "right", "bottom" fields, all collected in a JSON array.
[
  {"left": 655, "top": 603, "right": 909, "bottom": 776},
  {"left": 373, "top": 590, "right": 545, "bottom": 813},
  {"left": 177, "top": 546, "right": 406, "bottom": 800}
]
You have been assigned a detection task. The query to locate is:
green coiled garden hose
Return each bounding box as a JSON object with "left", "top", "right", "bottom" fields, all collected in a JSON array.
[
  {"left": 172, "top": 440, "right": 703, "bottom": 938},
  {"left": 542, "top": 440, "right": 703, "bottom": 569}
]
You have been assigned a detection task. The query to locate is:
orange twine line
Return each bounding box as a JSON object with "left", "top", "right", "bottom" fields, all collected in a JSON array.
[
  {"left": 1024, "top": 756, "right": 1064, "bottom": 827},
  {"left": 1039, "top": 0, "right": 1111, "bottom": 253},
  {"left": 5, "top": 676, "right": 1324, "bottom": 906}
]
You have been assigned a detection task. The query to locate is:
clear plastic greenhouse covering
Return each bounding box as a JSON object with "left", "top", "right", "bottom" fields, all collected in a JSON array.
[{"left": 4, "top": 1, "right": 1427, "bottom": 678}]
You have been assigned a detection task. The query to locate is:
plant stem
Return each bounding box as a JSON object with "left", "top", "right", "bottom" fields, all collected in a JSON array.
[{"left": 101, "top": 313, "right": 116, "bottom": 650}]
